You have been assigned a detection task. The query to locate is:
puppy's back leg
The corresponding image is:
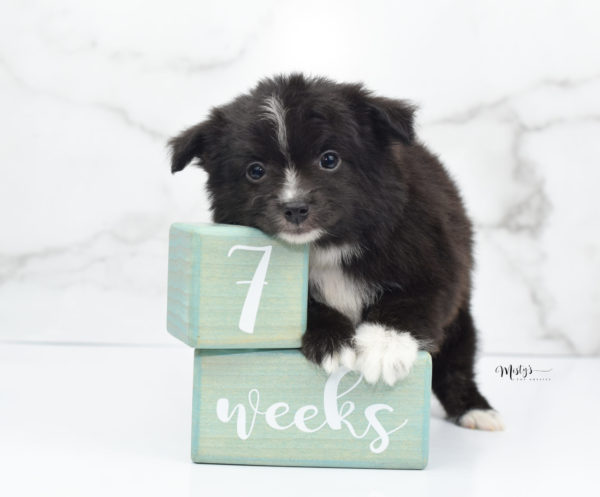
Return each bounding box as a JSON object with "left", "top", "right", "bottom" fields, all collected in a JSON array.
[{"left": 432, "top": 305, "right": 504, "bottom": 431}]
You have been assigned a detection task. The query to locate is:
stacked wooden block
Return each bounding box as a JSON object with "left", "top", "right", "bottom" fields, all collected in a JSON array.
[{"left": 167, "top": 223, "right": 432, "bottom": 469}]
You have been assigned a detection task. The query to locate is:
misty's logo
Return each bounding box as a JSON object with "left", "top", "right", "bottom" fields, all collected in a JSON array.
[{"left": 495, "top": 364, "right": 552, "bottom": 381}]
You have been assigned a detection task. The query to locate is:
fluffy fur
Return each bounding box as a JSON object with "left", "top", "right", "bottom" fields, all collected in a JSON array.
[{"left": 168, "top": 73, "right": 501, "bottom": 430}]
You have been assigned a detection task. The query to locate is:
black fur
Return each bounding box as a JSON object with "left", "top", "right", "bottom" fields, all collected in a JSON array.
[{"left": 168, "top": 73, "right": 495, "bottom": 425}]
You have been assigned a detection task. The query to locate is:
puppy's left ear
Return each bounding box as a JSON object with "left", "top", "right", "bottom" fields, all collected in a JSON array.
[
  {"left": 367, "top": 97, "right": 417, "bottom": 144},
  {"left": 168, "top": 122, "right": 209, "bottom": 174}
]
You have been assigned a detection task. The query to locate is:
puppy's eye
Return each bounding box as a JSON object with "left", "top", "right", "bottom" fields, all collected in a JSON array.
[
  {"left": 246, "top": 162, "right": 266, "bottom": 181},
  {"left": 319, "top": 150, "right": 341, "bottom": 170}
]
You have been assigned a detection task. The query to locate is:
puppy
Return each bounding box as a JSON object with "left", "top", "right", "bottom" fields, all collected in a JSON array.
[{"left": 169, "top": 73, "right": 503, "bottom": 431}]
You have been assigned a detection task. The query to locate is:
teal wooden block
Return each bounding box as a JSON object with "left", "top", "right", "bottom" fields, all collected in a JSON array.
[
  {"left": 192, "top": 349, "right": 431, "bottom": 469},
  {"left": 167, "top": 223, "right": 309, "bottom": 348}
]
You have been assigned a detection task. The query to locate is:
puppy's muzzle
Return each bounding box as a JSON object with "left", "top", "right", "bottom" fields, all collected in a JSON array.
[{"left": 283, "top": 201, "right": 309, "bottom": 225}]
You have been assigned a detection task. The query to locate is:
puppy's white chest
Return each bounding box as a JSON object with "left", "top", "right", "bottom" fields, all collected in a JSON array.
[{"left": 308, "top": 245, "right": 373, "bottom": 325}]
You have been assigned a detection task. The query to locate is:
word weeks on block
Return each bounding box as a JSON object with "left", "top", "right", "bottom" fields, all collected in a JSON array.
[
  {"left": 192, "top": 349, "right": 432, "bottom": 469},
  {"left": 167, "top": 223, "right": 309, "bottom": 348}
]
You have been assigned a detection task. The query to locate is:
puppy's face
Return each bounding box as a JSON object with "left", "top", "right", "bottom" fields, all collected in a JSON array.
[{"left": 169, "top": 74, "right": 415, "bottom": 245}]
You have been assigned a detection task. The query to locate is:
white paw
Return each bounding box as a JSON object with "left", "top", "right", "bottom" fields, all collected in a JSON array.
[
  {"left": 459, "top": 409, "right": 505, "bottom": 431},
  {"left": 353, "top": 323, "right": 419, "bottom": 386},
  {"left": 320, "top": 345, "right": 356, "bottom": 374}
]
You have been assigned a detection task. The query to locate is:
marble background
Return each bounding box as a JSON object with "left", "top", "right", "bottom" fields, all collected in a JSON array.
[{"left": 1, "top": 0, "right": 598, "bottom": 355}]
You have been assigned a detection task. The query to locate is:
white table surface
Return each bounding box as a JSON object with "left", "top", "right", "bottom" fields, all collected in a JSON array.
[{"left": 0, "top": 342, "right": 597, "bottom": 497}]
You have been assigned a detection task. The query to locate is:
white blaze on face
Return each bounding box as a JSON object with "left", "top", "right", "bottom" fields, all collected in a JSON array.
[
  {"left": 261, "top": 96, "right": 303, "bottom": 202},
  {"left": 261, "top": 94, "right": 318, "bottom": 243},
  {"left": 280, "top": 167, "right": 300, "bottom": 202},
  {"left": 260, "top": 94, "right": 291, "bottom": 163}
]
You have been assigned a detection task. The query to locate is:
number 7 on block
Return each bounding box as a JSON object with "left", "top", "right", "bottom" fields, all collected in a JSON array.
[{"left": 227, "top": 245, "right": 273, "bottom": 334}]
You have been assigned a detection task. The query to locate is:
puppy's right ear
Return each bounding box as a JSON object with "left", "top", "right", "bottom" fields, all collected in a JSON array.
[
  {"left": 168, "top": 122, "right": 209, "bottom": 174},
  {"left": 366, "top": 96, "right": 416, "bottom": 145}
]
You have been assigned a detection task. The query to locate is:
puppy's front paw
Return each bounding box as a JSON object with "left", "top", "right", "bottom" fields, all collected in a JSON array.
[
  {"left": 353, "top": 323, "right": 419, "bottom": 386},
  {"left": 458, "top": 409, "right": 505, "bottom": 431},
  {"left": 321, "top": 346, "right": 357, "bottom": 374}
]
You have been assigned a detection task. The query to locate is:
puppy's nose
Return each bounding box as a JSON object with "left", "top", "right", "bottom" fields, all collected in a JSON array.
[{"left": 283, "top": 201, "right": 309, "bottom": 225}]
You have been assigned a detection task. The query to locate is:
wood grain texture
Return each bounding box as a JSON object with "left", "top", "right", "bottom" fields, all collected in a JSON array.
[
  {"left": 192, "top": 349, "right": 431, "bottom": 469},
  {"left": 167, "top": 223, "right": 309, "bottom": 348}
]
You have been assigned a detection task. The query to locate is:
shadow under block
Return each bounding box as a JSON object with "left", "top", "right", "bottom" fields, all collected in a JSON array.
[
  {"left": 192, "top": 349, "right": 431, "bottom": 469},
  {"left": 167, "top": 223, "right": 309, "bottom": 348}
]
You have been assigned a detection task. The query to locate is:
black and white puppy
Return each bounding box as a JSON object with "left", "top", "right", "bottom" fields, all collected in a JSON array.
[{"left": 169, "top": 73, "right": 503, "bottom": 431}]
